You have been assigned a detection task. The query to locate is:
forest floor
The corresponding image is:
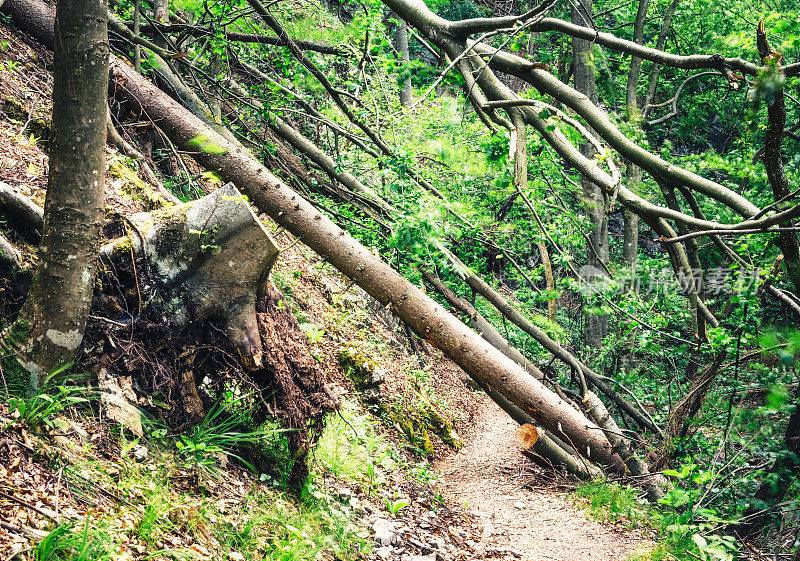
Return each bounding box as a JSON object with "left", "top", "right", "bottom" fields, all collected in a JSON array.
[
  {"left": 0, "top": 18, "right": 658, "bottom": 560},
  {"left": 433, "top": 401, "right": 654, "bottom": 560}
]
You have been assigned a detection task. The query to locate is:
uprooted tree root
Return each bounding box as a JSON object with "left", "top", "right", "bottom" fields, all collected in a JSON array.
[
  {"left": 251, "top": 285, "right": 339, "bottom": 483},
  {"left": 84, "top": 277, "right": 338, "bottom": 486}
]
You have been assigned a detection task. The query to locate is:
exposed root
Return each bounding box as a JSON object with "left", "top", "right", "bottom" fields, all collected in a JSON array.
[{"left": 251, "top": 284, "right": 339, "bottom": 486}]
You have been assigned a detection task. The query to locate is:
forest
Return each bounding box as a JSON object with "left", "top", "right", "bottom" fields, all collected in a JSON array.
[{"left": 0, "top": 0, "right": 798, "bottom": 558}]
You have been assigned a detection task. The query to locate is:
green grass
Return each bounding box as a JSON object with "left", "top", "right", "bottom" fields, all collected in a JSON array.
[
  {"left": 570, "top": 480, "right": 651, "bottom": 528},
  {"left": 313, "top": 399, "right": 397, "bottom": 490},
  {"left": 31, "top": 519, "right": 117, "bottom": 561}
]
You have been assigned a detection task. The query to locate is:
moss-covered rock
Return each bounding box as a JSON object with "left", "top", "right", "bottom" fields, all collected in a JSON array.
[
  {"left": 1, "top": 97, "right": 50, "bottom": 141},
  {"left": 388, "top": 405, "right": 435, "bottom": 455},
  {"left": 337, "top": 347, "right": 385, "bottom": 392},
  {"left": 418, "top": 395, "right": 463, "bottom": 450},
  {"left": 338, "top": 347, "right": 461, "bottom": 453}
]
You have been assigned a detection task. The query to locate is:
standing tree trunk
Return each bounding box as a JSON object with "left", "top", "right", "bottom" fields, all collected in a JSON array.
[
  {"left": 625, "top": 0, "right": 649, "bottom": 120},
  {"left": 395, "top": 18, "right": 413, "bottom": 107},
  {"left": 154, "top": 0, "right": 168, "bottom": 25},
  {"left": 757, "top": 20, "right": 800, "bottom": 294},
  {"left": 153, "top": 0, "right": 168, "bottom": 49},
  {"left": 642, "top": 0, "right": 680, "bottom": 118},
  {"left": 0, "top": 0, "right": 108, "bottom": 392},
  {"left": 621, "top": 0, "right": 647, "bottom": 297},
  {"left": 572, "top": 0, "right": 608, "bottom": 345}
]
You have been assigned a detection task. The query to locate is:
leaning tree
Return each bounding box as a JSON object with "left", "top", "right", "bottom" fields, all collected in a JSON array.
[{"left": 2, "top": 0, "right": 800, "bottom": 506}]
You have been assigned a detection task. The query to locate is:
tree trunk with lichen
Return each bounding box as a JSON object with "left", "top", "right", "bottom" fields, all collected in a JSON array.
[{"left": 0, "top": 0, "right": 109, "bottom": 393}]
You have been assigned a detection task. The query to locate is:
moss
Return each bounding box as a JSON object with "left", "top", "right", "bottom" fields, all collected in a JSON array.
[
  {"left": 1, "top": 96, "right": 25, "bottom": 121},
  {"left": 150, "top": 206, "right": 190, "bottom": 259},
  {"left": 337, "top": 347, "right": 383, "bottom": 391},
  {"left": 338, "top": 347, "right": 461, "bottom": 452},
  {"left": 418, "top": 395, "right": 463, "bottom": 450},
  {"left": 4, "top": 318, "right": 30, "bottom": 347},
  {"left": 29, "top": 118, "right": 50, "bottom": 142},
  {"left": 0, "top": 355, "right": 30, "bottom": 394},
  {"left": 0, "top": 320, "right": 32, "bottom": 393},
  {"left": 187, "top": 132, "right": 228, "bottom": 155},
  {"left": 108, "top": 158, "right": 163, "bottom": 206},
  {"left": 389, "top": 407, "right": 434, "bottom": 455},
  {"left": 1, "top": 98, "right": 50, "bottom": 141}
]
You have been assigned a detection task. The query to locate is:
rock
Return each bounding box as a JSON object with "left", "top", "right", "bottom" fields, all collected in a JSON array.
[
  {"left": 336, "top": 487, "right": 353, "bottom": 501},
  {"left": 132, "top": 444, "right": 148, "bottom": 462},
  {"left": 375, "top": 546, "right": 395, "bottom": 559},
  {"left": 486, "top": 546, "right": 522, "bottom": 558},
  {"left": 372, "top": 517, "right": 402, "bottom": 546}
]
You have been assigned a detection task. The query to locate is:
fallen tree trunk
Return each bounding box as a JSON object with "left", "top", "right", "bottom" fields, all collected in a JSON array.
[
  {"left": 478, "top": 376, "right": 603, "bottom": 478},
  {"left": 421, "top": 268, "right": 541, "bottom": 377},
  {"left": 442, "top": 249, "right": 661, "bottom": 435},
  {"left": 0, "top": 0, "right": 626, "bottom": 471},
  {"left": 421, "top": 267, "right": 606, "bottom": 477},
  {"left": 515, "top": 423, "right": 601, "bottom": 479},
  {"left": 0, "top": 181, "right": 44, "bottom": 243}
]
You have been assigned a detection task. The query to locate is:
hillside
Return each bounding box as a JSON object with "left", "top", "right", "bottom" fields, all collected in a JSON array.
[{"left": 1, "top": 0, "right": 800, "bottom": 559}]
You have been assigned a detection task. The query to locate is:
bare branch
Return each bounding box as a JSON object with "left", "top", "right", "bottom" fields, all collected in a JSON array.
[
  {"left": 645, "top": 71, "right": 724, "bottom": 127},
  {"left": 446, "top": 0, "right": 554, "bottom": 37},
  {"left": 529, "top": 17, "right": 777, "bottom": 78}
]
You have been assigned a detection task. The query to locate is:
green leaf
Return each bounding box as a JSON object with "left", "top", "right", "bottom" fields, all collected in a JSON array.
[{"left": 691, "top": 534, "right": 707, "bottom": 550}]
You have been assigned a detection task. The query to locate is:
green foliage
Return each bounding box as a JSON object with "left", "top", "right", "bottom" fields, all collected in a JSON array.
[
  {"left": 32, "top": 519, "right": 116, "bottom": 561},
  {"left": 174, "top": 394, "right": 281, "bottom": 479},
  {"left": 3, "top": 368, "right": 89, "bottom": 433},
  {"left": 314, "top": 400, "right": 397, "bottom": 492},
  {"left": 383, "top": 497, "right": 410, "bottom": 517},
  {"left": 571, "top": 481, "right": 650, "bottom": 527}
]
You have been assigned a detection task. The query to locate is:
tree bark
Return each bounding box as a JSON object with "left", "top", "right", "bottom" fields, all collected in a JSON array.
[
  {"left": 153, "top": 0, "right": 168, "bottom": 49},
  {"left": 757, "top": 21, "right": 800, "bottom": 294},
  {"left": 625, "top": 0, "right": 649, "bottom": 119},
  {"left": 537, "top": 241, "right": 556, "bottom": 320},
  {"left": 0, "top": 181, "right": 44, "bottom": 244},
  {"left": 436, "top": 247, "right": 659, "bottom": 434},
  {"left": 3, "top": 0, "right": 634, "bottom": 471},
  {"left": 395, "top": 18, "right": 413, "bottom": 107},
  {"left": 643, "top": 0, "right": 681, "bottom": 118},
  {"left": 421, "top": 268, "right": 541, "bottom": 377},
  {"left": 0, "top": 0, "right": 108, "bottom": 392},
  {"left": 571, "top": 0, "right": 608, "bottom": 346}
]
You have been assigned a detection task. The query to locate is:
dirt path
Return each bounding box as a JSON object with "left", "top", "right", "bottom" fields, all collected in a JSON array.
[{"left": 434, "top": 402, "right": 652, "bottom": 561}]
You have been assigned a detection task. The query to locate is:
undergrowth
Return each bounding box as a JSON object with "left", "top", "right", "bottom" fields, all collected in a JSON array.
[
  {"left": 571, "top": 480, "right": 740, "bottom": 561},
  {"left": 0, "top": 382, "right": 402, "bottom": 560}
]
